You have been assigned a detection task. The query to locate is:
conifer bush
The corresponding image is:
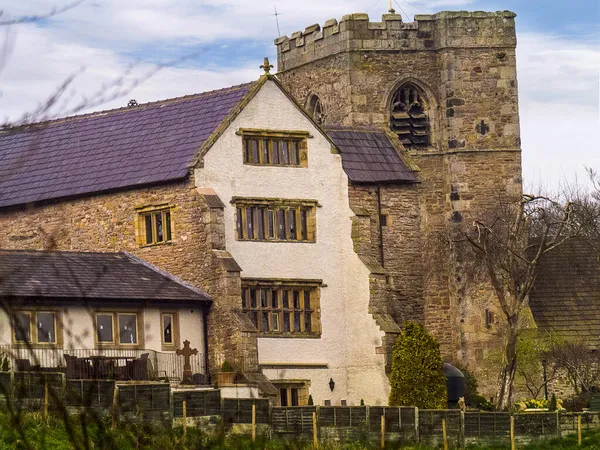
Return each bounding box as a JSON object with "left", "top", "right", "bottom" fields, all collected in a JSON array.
[{"left": 389, "top": 321, "right": 447, "bottom": 408}]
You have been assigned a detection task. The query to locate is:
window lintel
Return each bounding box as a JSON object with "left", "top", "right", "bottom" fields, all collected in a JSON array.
[
  {"left": 242, "top": 278, "right": 324, "bottom": 288},
  {"left": 231, "top": 197, "right": 321, "bottom": 208},
  {"left": 236, "top": 128, "right": 313, "bottom": 139},
  {"left": 135, "top": 203, "right": 173, "bottom": 212}
]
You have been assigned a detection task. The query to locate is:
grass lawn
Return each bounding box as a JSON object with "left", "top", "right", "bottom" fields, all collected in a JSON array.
[{"left": 0, "top": 412, "right": 598, "bottom": 449}]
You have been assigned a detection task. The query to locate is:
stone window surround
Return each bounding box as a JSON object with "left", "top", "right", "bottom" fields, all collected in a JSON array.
[
  {"left": 11, "top": 308, "right": 64, "bottom": 348},
  {"left": 134, "top": 203, "right": 175, "bottom": 247},
  {"left": 236, "top": 128, "right": 310, "bottom": 168},
  {"left": 93, "top": 309, "right": 145, "bottom": 350},
  {"left": 160, "top": 310, "right": 181, "bottom": 351},
  {"left": 386, "top": 76, "right": 439, "bottom": 152},
  {"left": 241, "top": 278, "right": 322, "bottom": 338},
  {"left": 271, "top": 379, "right": 311, "bottom": 406},
  {"left": 232, "top": 197, "right": 319, "bottom": 243}
]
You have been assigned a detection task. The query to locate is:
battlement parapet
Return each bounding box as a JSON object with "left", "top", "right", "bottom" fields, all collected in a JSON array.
[{"left": 275, "top": 11, "right": 517, "bottom": 71}]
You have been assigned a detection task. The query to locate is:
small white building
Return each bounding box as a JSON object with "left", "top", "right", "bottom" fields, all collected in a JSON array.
[{"left": 0, "top": 250, "right": 210, "bottom": 382}]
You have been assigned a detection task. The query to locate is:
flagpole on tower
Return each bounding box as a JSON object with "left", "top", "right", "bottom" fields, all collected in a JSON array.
[{"left": 388, "top": 0, "right": 395, "bottom": 14}]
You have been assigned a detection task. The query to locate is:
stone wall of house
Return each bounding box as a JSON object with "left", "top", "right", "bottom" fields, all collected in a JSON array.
[
  {"left": 276, "top": 10, "right": 523, "bottom": 392},
  {"left": 0, "top": 179, "right": 258, "bottom": 376},
  {"left": 348, "top": 184, "right": 424, "bottom": 327}
]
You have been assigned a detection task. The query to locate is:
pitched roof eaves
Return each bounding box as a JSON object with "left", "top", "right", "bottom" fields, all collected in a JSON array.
[
  {"left": 0, "top": 175, "right": 191, "bottom": 212},
  {"left": 188, "top": 76, "right": 267, "bottom": 170}
]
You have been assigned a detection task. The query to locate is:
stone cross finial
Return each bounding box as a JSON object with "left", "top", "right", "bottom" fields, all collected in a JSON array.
[
  {"left": 176, "top": 339, "right": 198, "bottom": 384},
  {"left": 260, "top": 57, "right": 274, "bottom": 74}
]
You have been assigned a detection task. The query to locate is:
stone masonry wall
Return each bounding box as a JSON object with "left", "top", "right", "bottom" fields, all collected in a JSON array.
[
  {"left": 348, "top": 184, "right": 424, "bottom": 327},
  {"left": 276, "top": 10, "right": 523, "bottom": 394},
  {"left": 0, "top": 180, "right": 258, "bottom": 376}
]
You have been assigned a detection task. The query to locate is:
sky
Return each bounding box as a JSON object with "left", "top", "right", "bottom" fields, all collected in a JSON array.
[{"left": 0, "top": 0, "right": 598, "bottom": 190}]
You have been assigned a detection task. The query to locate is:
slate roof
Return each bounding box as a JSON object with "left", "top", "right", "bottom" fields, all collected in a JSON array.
[
  {"left": 325, "top": 126, "right": 418, "bottom": 184},
  {"left": 0, "top": 83, "right": 253, "bottom": 209},
  {"left": 529, "top": 239, "right": 600, "bottom": 348},
  {"left": 0, "top": 250, "right": 211, "bottom": 303}
]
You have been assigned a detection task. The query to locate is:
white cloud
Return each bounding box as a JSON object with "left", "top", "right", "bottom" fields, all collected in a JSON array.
[{"left": 517, "top": 32, "right": 600, "bottom": 189}]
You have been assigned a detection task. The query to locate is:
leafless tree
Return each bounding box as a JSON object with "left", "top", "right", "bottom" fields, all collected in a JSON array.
[
  {"left": 548, "top": 339, "right": 600, "bottom": 395},
  {"left": 451, "top": 193, "right": 587, "bottom": 410}
]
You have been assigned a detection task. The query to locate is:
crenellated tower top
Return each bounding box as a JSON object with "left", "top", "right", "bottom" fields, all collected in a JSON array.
[{"left": 275, "top": 11, "right": 516, "bottom": 72}]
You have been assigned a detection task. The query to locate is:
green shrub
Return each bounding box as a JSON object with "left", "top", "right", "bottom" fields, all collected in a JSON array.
[
  {"left": 389, "top": 321, "right": 447, "bottom": 408},
  {"left": 308, "top": 395, "right": 314, "bottom": 405},
  {"left": 221, "top": 360, "right": 232, "bottom": 372},
  {"left": 548, "top": 393, "right": 558, "bottom": 411}
]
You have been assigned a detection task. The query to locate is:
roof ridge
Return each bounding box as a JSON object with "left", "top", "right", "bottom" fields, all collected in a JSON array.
[
  {"left": 0, "top": 249, "right": 125, "bottom": 256},
  {"left": 1, "top": 81, "right": 255, "bottom": 133},
  {"left": 324, "top": 125, "right": 384, "bottom": 133}
]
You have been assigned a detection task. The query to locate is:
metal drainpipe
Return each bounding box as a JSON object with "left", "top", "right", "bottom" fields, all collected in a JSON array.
[
  {"left": 377, "top": 184, "right": 385, "bottom": 268},
  {"left": 202, "top": 305, "right": 211, "bottom": 383}
]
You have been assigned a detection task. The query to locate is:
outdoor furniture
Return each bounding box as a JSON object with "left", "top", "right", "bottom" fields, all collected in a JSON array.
[
  {"left": 64, "top": 354, "right": 92, "bottom": 379},
  {"left": 15, "top": 359, "right": 30, "bottom": 371},
  {"left": 126, "top": 353, "right": 149, "bottom": 380},
  {"left": 80, "top": 355, "right": 135, "bottom": 380}
]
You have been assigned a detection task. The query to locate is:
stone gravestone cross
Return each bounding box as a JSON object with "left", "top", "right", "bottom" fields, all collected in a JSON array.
[{"left": 176, "top": 340, "right": 198, "bottom": 384}]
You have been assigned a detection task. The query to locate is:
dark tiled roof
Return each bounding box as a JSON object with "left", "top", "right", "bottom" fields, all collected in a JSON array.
[
  {"left": 325, "top": 127, "right": 418, "bottom": 184},
  {"left": 0, "top": 250, "right": 211, "bottom": 303},
  {"left": 529, "top": 239, "right": 600, "bottom": 348},
  {"left": 0, "top": 83, "right": 253, "bottom": 209}
]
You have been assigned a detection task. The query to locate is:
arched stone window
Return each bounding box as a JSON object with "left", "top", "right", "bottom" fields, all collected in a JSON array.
[
  {"left": 390, "top": 83, "right": 430, "bottom": 149},
  {"left": 306, "top": 94, "right": 325, "bottom": 125}
]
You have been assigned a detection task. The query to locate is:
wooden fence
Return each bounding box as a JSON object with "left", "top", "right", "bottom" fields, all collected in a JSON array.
[{"left": 0, "top": 375, "right": 598, "bottom": 447}]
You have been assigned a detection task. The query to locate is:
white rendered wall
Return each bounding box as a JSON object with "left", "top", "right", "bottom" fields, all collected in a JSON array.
[
  {"left": 0, "top": 306, "right": 205, "bottom": 367},
  {"left": 195, "top": 79, "right": 389, "bottom": 405}
]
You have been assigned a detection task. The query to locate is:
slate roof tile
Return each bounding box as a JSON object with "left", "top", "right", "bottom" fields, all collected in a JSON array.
[
  {"left": 325, "top": 126, "right": 418, "bottom": 184},
  {"left": 529, "top": 238, "right": 600, "bottom": 349},
  {"left": 0, "top": 250, "right": 211, "bottom": 303},
  {"left": 0, "top": 82, "right": 253, "bottom": 209}
]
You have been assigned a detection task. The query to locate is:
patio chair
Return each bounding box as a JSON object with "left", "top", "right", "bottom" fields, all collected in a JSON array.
[
  {"left": 128, "top": 353, "right": 149, "bottom": 380},
  {"left": 15, "top": 359, "right": 30, "bottom": 371},
  {"left": 64, "top": 354, "right": 90, "bottom": 379}
]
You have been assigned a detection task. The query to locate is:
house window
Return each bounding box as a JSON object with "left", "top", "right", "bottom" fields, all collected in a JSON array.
[
  {"left": 485, "top": 309, "right": 495, "bottom": 329},
  {"left": 274, "top": 381, "right": 310, "bottom": 406},
  {"left": 390, "top": 83, "right": 430, "bottom": 149},
  {"left": 161, "top": 312, "right": 178, "bottom": 348},
  {"left": 136, "top": 206, "right": 173, "bottom": 246},
  {"left": 95, "top": 312, "right": 140, "bottom": 346},
  {"left": 96, "top": 314, "right": 114, "bottom": 343},
  {"left": 234, "top": 198, "right": 317, "bottom": 242},
  {"left": 119, "top": 314, "right": 137, "bottom": 345},
  {"left": 237, "top": 129, "right": 309, "bottom": 167},
  {"left": 13, "top": 311, "right": 59, "bottom": 345},
  {"left": 242, "top": 280, "right": 321, "bottom": 337}
]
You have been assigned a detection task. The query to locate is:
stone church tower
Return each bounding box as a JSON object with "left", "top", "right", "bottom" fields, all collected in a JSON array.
[{"left": 275, "top": 11, "right": 523, "bottom": 375}]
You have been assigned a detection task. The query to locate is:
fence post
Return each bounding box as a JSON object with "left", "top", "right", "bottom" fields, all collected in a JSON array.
[
  {"left": 183, "top": 400, "right": 187, "bottom": 442},
  {"left": 381, "top": 414, "right": 385, "bottom": 449},
  {"left": 556, "top": 410, "right": 561, "bottom": 437},
  {"left": 578, "top": 415, "right": 582, "bottom": 446},
  {"left": 312, "top": 411, "right": 318, "bottom": 449},
  {"left": 111, "top": 385, "right": 118, "bottom": 430},
  {"left": 510, "top": 415, "right": 515, "bottom": 450},
  {"left": 414, "top": 407, "right": 419, "bottom": 443},
  {"left": 252, "top": 403, "right": 256, "bottom": 442},
  {"left": 460, "top": 410, "right": 465, "bottom": 449},
  {"left": 43, "top": 382, "right": 49, "bottom": 420},
  {"left": 442, "top": 418, "right": 448, "bottom": 450}
]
